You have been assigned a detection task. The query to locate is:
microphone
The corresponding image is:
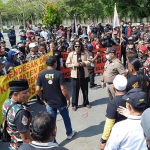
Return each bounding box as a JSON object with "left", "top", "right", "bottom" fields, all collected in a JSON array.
[{"left": 78, "top": 57, "right": 82, "bottom": 62}]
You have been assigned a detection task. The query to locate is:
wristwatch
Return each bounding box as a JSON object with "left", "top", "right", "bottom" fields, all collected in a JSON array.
[{"left": 100, "top": 138, "right": 107, "bottom": 143}]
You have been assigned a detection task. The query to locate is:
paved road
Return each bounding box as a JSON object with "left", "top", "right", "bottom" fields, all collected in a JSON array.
[
  {"left": 0, "top": 30, "right": 109, "bottom": 150},
  {"left": 0, "top": 77, "right": 109, "bottom": 150}
]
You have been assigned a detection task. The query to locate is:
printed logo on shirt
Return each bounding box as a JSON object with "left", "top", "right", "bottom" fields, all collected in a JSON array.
[
  {"left": 132, "top": 81, "right": 149, "bottom": 88},
  {"left": 22, "top": 115, "right": 28, "bottom": 125},
  {"left": 45, "top": 74, "right": 54, "bottom": 84},
  {"left": 45, "top": 74, "right": 54, "bottom": 80},
  {"left": 139, "top": 99, "right": 144, "bottom": 102}
]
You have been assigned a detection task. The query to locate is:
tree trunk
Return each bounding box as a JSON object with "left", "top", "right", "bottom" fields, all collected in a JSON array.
[
  {"left": 22, "top": 7, "right": 25, "bottom": 29},
  {"left": 0, "top": 12, "right": 3, "bottom": 29},
  {"left": 31, "top": 14, "right": 34, "bottom": 25}
]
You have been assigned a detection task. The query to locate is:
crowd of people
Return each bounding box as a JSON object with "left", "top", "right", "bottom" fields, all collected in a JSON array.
[{"left": 0, "top": 20, "right": 150, "bottom": 150}]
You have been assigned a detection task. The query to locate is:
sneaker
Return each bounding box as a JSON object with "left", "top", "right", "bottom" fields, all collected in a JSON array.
[
  {"left": 67, "top": 129, "right": 76, "bottom": 140},
  {"left": 86, "top": 105, "right": 91, "bottom": 108},
  {"left": 90, "top": 84, "right": 97, "bottom": 88},
  {"left": 72, "top": 106, "right": 77, "bottom": 111}
]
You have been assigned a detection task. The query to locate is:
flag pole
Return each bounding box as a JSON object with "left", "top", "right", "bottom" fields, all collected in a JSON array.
[{"left": 87, "top": 18, "right": 91, "bottom": 42}]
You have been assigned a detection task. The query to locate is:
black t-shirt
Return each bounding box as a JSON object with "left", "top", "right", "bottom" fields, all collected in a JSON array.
[
  {"left": 127, "top": 75, "right": 150, "bottom": 92},
  {"left": 5, "top": 48, "right": 10, "bottom": 52},
  {"left": 102, "top": 39, "right": 116, "bottom": 47},
  {"left": 112, "top": 38, "right": 120, "bottom": 45},
  {"left": 77, "top": 53, "right": 85, "bottom": 78},
  {"left": 36, "top": 69, "right": 67, "bottom": 108},
  {"left": 15, "top": 109, "right": 31, "bottom": 132},
  {"left": 18, "top": 143, "right": 68, "bottom": 150},
  {"left": 106, "top": 95, "right": 127, "bottom": 123},
  {"left": 54, "top": 50, "right": 62, "bottom": 71},
  {"left": 131, "top": 32, "right": 140, "bottom": 42},
  {"left": 19, "top": 30, "right": 26, "bottom": 40}
]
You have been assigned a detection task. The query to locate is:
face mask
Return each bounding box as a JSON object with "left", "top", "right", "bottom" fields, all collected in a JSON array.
[
  {"left": 106, "top": 54, "right": 111, "bottom": 60},
  {"left": 19, "top": 47, "right": 25, "bottom": 54}
]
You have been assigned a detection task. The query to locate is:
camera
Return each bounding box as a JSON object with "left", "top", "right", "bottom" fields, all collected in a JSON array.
[{"left": 19, "top": 54, "right": 25, "bottom": 61}]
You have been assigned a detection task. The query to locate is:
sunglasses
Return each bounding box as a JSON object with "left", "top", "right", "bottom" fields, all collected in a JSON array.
[
  {"left": 74, "top": 45, "right": 81, "bottom": 48},
  {"left": 139, "top": 51, "right": 144, "bottom": 54},
  {"left": 128, "top": 48, "right": 133, "bottom": 50}
]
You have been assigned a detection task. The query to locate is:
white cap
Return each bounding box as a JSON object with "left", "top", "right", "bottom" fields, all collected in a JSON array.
[
  {"left": 42, "top": 25, "right": 46, "bottom": 28},
  {"left": 128, "top": 37, "right": 133, "bottom": 40},
  {"left": 29, "top": 43, "right": 36, "bottom": 48},
  {"left": 136, "top": 23, "right": 140, "bottom": 26},
  {"left": 11, "top": 49, "right": 20, "bottom": 54},
  {"left": 113, "top": 75, "right": 127, "bottom": 91}
]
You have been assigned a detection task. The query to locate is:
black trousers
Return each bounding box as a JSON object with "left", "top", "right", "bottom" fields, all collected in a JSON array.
[
  {"left": 72, "top": 77, "right": 89, "bottom": 107},
  {"left": 88, "top": 69, "right": 95, "bottom": 86},
  {"left": 10, "top": 41, "right": 16, "bottom": 47}
]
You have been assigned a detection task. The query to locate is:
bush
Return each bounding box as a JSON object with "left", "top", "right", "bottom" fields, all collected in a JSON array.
[{"left": 43, "top": 2, "right": 62, "bottom": 28}]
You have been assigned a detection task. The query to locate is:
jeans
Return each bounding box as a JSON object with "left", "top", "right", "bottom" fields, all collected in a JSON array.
[
  {"left": 89, "top": 69, "right": 95, "bottom": 86},
  {"left": 46, "top": 105, "right": 72, "bottom": 136},
  {"left": 9, "top": 146, "right": 12, "bottom": 150}
]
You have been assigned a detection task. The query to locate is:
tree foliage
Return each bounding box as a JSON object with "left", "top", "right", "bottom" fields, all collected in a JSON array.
[
  {"left": 55, "top": 0, "right": 150, "bottom": 20},
  {"left": 0, "top": 0, "right": 150, "bottom": 27},
  {"left": 42, "top": 2, "right": 62, "bottom": 28}
]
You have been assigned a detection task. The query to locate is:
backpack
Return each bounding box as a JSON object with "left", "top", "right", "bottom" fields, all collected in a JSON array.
[{"left": 1, "top": 102, "right": 17, "bottom": 142}]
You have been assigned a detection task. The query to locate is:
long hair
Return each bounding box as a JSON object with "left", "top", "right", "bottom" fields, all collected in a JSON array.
[
  {"left": 137, "top": 69, "right": 148, "bottom": 93},
  {"left": 129, "top": 58, "right": 141, "bottom": 71},
  {"left": 72, "top": 40, "right": 84, "bottom": 52},
  {"left": 129, "top": 58, "right": 148, "bottom": 93}
]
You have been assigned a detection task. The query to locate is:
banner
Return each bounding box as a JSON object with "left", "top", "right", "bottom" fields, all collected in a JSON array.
[
  {"left": 94, "top": 46, "right": 121, "bottom": 73},
  {"left": 0, "top": 53, "right": 50, "bottom": 124},
  {"left": 61, "top": 52, "right": 71, "bottom": 78}
]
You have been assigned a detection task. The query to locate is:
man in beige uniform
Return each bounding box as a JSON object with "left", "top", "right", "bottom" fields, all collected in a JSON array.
[{"left": 101, "top": 47, "right": 126, "bottom": 100}]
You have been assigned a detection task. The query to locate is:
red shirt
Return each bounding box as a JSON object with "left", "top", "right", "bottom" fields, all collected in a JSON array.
[
  {"left": 128, "top": 27, "right": 132, "bottom": 38},
  {"left": 91, "top": 41, "right": 102, "bottom": 50}
]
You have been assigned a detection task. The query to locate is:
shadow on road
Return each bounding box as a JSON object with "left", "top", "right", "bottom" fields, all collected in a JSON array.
[
  {"left": 59, "top": 121, "right": 105, "bottom": 147},
  {"left": 90, "top": 97, "right": 109, "bottom": 106}
]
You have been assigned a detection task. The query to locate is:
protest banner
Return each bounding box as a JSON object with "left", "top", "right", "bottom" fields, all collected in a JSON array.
[
  {"left": 0, "top": 53, "right": 50, "bottom": 124},
  {"left": 61, "top": 51, "right": 71, "bottom": 78},
  {"left": 94, "top": 46, "right": 121, "bottom": 73}
]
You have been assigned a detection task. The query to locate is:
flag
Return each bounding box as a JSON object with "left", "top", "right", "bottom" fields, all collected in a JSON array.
[
  {"left": 73, "top": 15, "right": 78, "bottom": 35},
  {"left": 87, "top": 21, "right": 91, "bottom": 40},
  {"left": 113, "top": 3, "right": 119, "bottom": 29}
]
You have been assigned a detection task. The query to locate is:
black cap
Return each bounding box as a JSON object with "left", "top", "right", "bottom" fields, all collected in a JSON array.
[
  {"left": 46, "top": 56, "right": 57, "bottom": 66},
  {"left": 9, "top": 79, "right": 29, "bottom": 92},
  {"left": 122, "top": 88, "right": 147, "bottom": 110},
  {"left": 105, "top": 47, "right": 116, "bottom": 54}
]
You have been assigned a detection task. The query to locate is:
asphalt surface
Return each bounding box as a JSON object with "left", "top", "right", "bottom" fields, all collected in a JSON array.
[{"left": 0, "top": 29, "right": 109, "bottom": 150}]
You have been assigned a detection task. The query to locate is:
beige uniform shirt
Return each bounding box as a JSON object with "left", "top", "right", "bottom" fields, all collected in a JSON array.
[{"left": 104, "top": 58, "right": 125, "bottom": 83}]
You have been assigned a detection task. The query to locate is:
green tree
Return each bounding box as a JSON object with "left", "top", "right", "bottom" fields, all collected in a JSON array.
[
  {"left": 55, "top": 0, "right": 104, "bottom": 20},
  {"left": 43, "top": 2, "right": 62, "bottom": 28},
  {"left": 100, "top": 0, "right": 150, "bottom": 19},
  {"left": 0, "top": 0, "right": 6, "bottom": 28}
]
